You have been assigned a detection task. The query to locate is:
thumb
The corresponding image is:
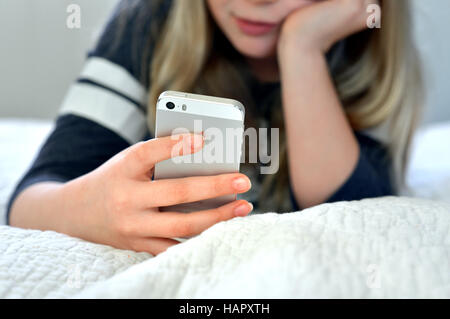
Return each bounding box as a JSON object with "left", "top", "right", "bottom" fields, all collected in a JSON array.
[{"left": 122, "top": 133, "right": 204, "bottom": 177}]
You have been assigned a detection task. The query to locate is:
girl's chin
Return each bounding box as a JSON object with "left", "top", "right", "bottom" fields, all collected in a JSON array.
[{"left": 233, "top": 41, "right": 278, "bottom": 59}]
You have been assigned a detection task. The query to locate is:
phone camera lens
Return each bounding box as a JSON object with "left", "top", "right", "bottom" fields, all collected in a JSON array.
[{"left": 166, "top": 102, "right": 175, "bottom": 110}]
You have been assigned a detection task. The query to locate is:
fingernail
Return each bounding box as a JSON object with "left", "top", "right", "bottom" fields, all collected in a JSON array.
[
  {"left": 234, "top": 202, "right": 253, "bottom": 217},
  {"left": 232, "top": 177, "right": 251, "bottom": 192}
]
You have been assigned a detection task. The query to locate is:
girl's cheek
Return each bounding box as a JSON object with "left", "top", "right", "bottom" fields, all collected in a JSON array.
[{"left": 206, "top": 0, "right": 229, "bottom": 27}]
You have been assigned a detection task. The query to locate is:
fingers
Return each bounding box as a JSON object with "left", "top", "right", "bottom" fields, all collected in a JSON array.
[
  {"left": 310, "top": 0, "right": 380, "bottom": 51},
  {"left": 134, "top": 173, "right": 251, "bottom": 208},
  {"left": 281, "top": 0, "right": 380, "bottom": 53},
  {"left": 123, "top": 133, "right": 204, "bottom": 177},
  {"left": 136, "top": 200, "right": 253, "bottom": 238},
  {"left": 131, "top": 237, "right": 180, "bottom": 256},
  {"left": 316, "top": 0, "right": 375, "bottom": 50}
]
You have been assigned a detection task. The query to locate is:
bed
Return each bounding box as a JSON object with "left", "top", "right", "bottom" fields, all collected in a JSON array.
[{"left": 0, "top": 118, "right": 449, "bottom": 298}]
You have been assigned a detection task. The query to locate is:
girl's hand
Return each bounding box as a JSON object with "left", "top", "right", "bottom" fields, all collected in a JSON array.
[
  {"left": 63, "top": 133, "right": 253, "bottom": 255},
  {"left": 278, "top": 0, "right": 378, "bottom": 55}
]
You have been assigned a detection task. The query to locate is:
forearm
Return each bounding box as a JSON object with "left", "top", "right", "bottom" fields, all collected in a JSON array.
[
  {"left": 279, "top": 47, "right": 359, "bottom": 208},
  {"left": 9, "top": 179, "right": 93, "bottom": 240},
  {"left": 10, "top": 183, "right": 68, "bottom": 230}
]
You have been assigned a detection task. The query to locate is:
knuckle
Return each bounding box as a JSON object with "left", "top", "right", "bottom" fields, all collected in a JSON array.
[
  {"left": 131, "top": 141, "right": 148, "bottom": 163},
  {"left": 171, "top": 182, "right": 191, "bottom": 203},
  {"left": 168, "top": 135, "right": 182, "bottom": 154},
  {"left": 101, "top": 184, "right": 140, "bottom": 238},
  {"left": 117, "top": 218, "right": 136, "bottom": 236},
  {"left": 108, "top": 189, "right": 131, "bottom": 214},
  {"left": 206, "top": 206, "right": 228, "bottom": 227},
  {"left": 213, "top": 176, "right": 226, "bottom": 195},
  {"left": 211, "top": 211, "right": 225, "bottom": 225},
  {"left": 104, "top": 163, "right": 123, "bottom": 180},
  {"left": 170, "top": 221, "right": 193, "bottom": 237},
  {"left": 216, "top": 205, "right": 231, "bottom": 222}
]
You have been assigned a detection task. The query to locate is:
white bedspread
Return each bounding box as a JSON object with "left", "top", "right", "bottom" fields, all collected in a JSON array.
[
  {"left": 0, "top": 119, "right": 449, "bottom": 298},
  {"left": 0, "top": 196, "right": 449, "bottom": 298}
]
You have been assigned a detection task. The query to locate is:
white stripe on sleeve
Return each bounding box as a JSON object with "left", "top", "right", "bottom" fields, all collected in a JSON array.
[
  {"left": 60, "top": 83, "right": 148, "bottom": 144},
  {"left": 79, "top": 57, "right": 148, "bottom": 104}
]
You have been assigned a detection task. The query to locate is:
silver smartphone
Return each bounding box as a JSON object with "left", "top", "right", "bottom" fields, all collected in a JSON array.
[{"left": 154, "top": 91, "right": 245, "bottom": 213}]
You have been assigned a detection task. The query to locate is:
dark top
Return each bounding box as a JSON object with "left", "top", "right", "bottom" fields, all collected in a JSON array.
[{"left": 5, "top": 0, "right": 394, "bottom": 224}]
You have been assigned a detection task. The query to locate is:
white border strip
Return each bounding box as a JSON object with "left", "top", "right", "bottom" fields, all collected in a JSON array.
[
  {"left": 60, "top": 84, "right": 148, "bottom": 144},
  {"left": 80, "top": 57, "right": 148, "bottom": 104}
]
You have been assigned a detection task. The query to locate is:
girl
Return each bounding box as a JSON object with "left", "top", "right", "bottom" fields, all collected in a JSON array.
[{"left": 7, "top": 0, "right": 422, "bottom": 255}]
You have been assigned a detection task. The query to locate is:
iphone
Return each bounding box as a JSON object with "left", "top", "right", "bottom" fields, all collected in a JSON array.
[{"left": 154, "top": 91, "right": 246, "bottom": 212}]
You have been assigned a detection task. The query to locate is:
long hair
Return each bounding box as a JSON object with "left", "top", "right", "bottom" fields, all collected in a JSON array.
[{"left": 147, "top": 0, "right": 423, "bottom": 211}]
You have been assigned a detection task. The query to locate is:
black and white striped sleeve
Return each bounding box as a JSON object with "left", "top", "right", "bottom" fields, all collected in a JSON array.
[
  {"left": 5, "top": 0, "right": 169, "bottom": 224},
  {"left": 60, "top": 56, "right": 149, "bottom": 144}
]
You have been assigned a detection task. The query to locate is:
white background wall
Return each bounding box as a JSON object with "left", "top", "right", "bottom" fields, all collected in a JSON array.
[
  {"left": 0, "top": 0, "right": 119, "bottom": 119},
  {"left": 0, "top": 0, "right": 449, "bottom": 125},
  {"left": 411, "top": 0, "right": 450, "bottom": 124}
]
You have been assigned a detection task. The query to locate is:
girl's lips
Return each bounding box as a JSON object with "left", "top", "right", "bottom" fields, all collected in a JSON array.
[{"left": 234, "top": 16, "right": 278, "bottom": 36}]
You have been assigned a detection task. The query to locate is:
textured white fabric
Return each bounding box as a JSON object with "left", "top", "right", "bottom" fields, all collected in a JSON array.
[
  {"left": 0, "top": 197, "right": 449, "bottom": 298},
  {"left": 0, "top": 226, "right": 150, "bottom": 298},
  {"left": 74, "top": 197, "right": 450, "bottom": 299}
]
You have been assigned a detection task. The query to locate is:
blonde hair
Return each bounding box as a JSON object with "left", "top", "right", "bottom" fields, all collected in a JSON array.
[{"left": 148, "top": 0, "right": 423, "bottom": 211}]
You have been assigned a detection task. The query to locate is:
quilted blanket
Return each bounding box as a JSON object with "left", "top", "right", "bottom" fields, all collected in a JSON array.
[{"left": 0, "top": 196, "right": 449, "bottom": 298}]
